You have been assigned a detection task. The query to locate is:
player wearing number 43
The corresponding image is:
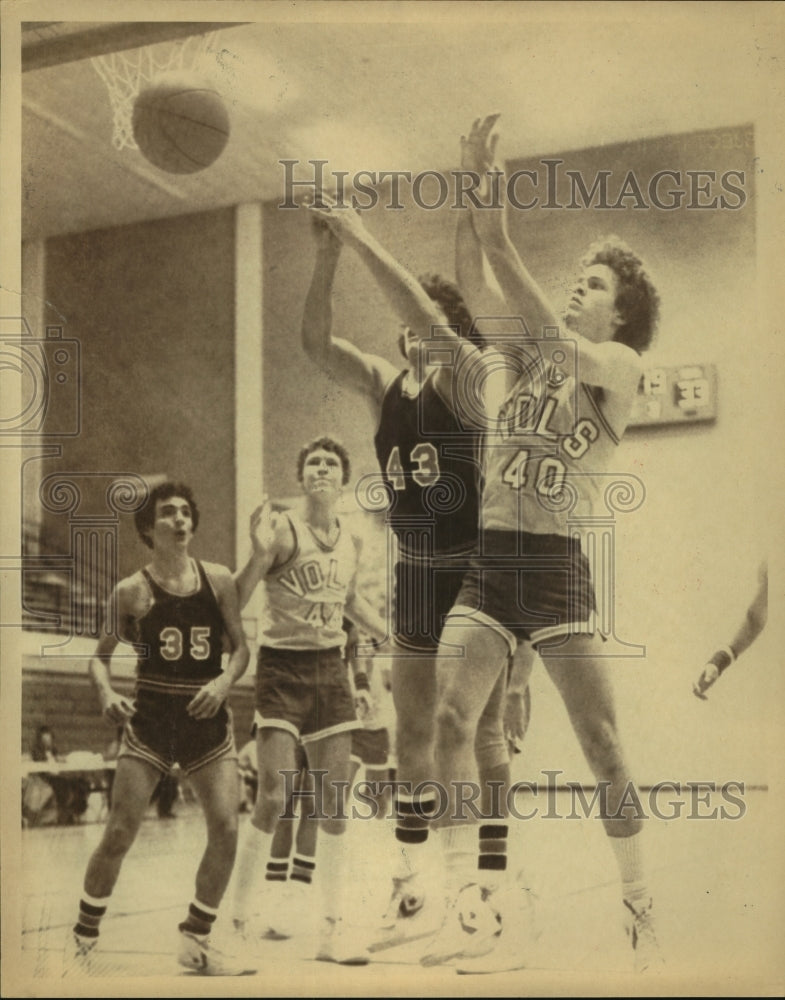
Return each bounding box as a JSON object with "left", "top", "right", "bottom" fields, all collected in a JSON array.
[
  {"left": 303, "top": 193, "right": 536, "bottom": 954},
  {"left": 230, "top": 438, "right": 388, "bottom": 965},
  {"left": 66, "top": 481, "right": 255, "bottom": 978}
]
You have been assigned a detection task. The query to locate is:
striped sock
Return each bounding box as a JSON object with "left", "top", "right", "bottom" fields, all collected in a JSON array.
[
  {"left": 478, "top": 823, "right": 508, "bottom": 875},
  {"left": 179, "top": 899, "right": 218, "bottom": 938},
  {"left": 265, "top": 857, "right": 290, "bottom": 885},
  {"left": 394, "top": 789, "right": 437, "bottom": 847},
  {"left": 290, "top": 854, "right": 316, "bottom": 886},
  {"left": 74, "top": 892, "right": 110, "bottom": 940}
]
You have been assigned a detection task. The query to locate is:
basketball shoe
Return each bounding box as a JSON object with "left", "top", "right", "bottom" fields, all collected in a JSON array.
[
  {"left": 62, "top": 931, "right": 119, "bottom": 978},
  {"left": 177, "top": 929, "right": 257, "bottom": 976},
  {"left": 454, "top": 877, "right": 539, "bottom": 975},
  {"left": 368, "top": 871, "right": 444, "bottom": 953},
  {"left": 315, "top": 916, "right": 370, "bottom": 965},
  {"left": 420, "top": 882, "right": 503, "bottom": 967},
  {"left": 623, "top": 897, "right": 665, "bottom": 973}
]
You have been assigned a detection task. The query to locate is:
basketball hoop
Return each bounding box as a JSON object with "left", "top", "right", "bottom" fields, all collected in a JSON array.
[{"left": 92, "top": 31, "right": 219, "bottom": 151}]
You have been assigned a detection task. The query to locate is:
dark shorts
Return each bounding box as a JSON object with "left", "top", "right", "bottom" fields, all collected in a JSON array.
[
  {"left": 394, "top": 557, "right": 471, "bottom": 652},
  {"left": 450, "top": 530, "right": 598, "bottom": 652},
  {"left": 121, "top": 690, "right": 236, "bottom": 777},
  {"left": 254, "top": 646, "right": 359, "bottom": 744},
  {"left": 351, "top": 726, "right": 391, "bottom": 768}
]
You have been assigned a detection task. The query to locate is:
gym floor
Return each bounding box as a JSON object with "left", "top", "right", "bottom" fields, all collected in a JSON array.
[{"left": 9, "top": 787, "right": 783, "bottom": 998}]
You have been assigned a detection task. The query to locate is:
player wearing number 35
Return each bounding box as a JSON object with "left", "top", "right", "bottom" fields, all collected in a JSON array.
[{"left": 67, "top": 481, "right": 255, "bottom": 977}]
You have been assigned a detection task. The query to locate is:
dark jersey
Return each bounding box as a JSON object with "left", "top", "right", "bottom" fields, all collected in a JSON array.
[
  {"left": 134, "top": 560, "right": 225, "bottom": 697},
  {"left": 373, "top": 370, "right": 480, "bottom": 558}
]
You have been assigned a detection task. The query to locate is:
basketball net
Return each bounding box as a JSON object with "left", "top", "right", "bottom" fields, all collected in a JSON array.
[{"left": 92, "top": 32, "right": 218, "bottom": 151}]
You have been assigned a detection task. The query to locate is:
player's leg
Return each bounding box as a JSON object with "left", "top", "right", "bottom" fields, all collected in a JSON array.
[
  {"left": 232, "top": 727, "right": 298, "bottom": 930},
  {"left": 264, "top": 750, "right": 319, "bottom": 940},
  {"left": 67, "top": 755, "right": 161, "bottom": 974},
  {"left": 540, "top": 634, "right": 662, "bottom": 972},
  {"left": 304, "top": 730, "right": 368, "bottom": 964},
  {"left": 421, "top": 618, "right": 511, "bottom": 967},
  {"left": 176, "top": 755, "right": 255, "bottom": 976},
  {"left": 391, "top": 652, "right": 438, "bottom": 856}
]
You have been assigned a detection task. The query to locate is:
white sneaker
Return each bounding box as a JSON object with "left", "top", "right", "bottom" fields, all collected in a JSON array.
[
  {"left": 177, "top": 929, "right": 257, "bottom": 976},
  {"left": 420, "top": 883, "right": 502, "bottom": 968},
  {"left": 315, "top": 916, "right": 370, "bottom": 965},
  {"left": 62, "top": 932, "right": 98, "bottom": 977},
  {"left": 455, "top": 881, "right": 539, "bottom": 975},
  {"left": 381, "top": 871, "right": 427, "bottom": 924},
  {"left": 624, "top": 897, "right": 665, "bottom": 973},
  {"left": 368, "top": 872, "right": 444, "bottom": 953}
]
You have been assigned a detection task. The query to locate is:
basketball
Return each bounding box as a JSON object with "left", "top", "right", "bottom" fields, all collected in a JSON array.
[{"left": 131, "top": 73, "right": 230, "bottom": 174}]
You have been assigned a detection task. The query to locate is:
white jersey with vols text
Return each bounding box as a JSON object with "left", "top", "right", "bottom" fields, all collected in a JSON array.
[
  {"left": 261, "top": 511, "right": 360, "bottom": 650},
  {"left": 481, "top": 356, "right": 634, "bottom": 535}
]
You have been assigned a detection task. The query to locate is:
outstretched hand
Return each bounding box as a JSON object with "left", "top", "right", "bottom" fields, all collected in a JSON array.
[
  {"left": 461, "top": 113, "right": 501, "bottom": 175},
  {"left": 460, "top": 113, "right": 509, "bottom": 249},
  {"left": 249, "top": 497, "right": 281, "bottom": 560},
  {"left": 304, "top": 191, "right": 367, "bottom": 246}
]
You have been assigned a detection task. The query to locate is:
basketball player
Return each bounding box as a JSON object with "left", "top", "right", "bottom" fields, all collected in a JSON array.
[
  {"left": 66, "top": 481, "right": 254, "bottom": 977},
  {"left": 420, "top": 114, "right": 663, "bottom": 973},
  {"left": 248, "top": 618, "right": 374, "bottom": 943},
  {"left": 230, "top": 437, "right": 387, "bottom": 964},
  {"left": 301, "top": 203, "right": 534, "bottom": 944},
  {"left": 693, "top": 559, "right": 768, "bottom": 699}
]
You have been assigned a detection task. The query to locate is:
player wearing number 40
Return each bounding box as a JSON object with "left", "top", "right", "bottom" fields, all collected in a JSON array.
[{"left": 66, "top": 481, "right": 256, "bottom": 977}]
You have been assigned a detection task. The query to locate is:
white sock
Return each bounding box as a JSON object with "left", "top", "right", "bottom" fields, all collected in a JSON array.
[
  {"left": 608, "top": 832, "right": 649, "bottom": 906},
  {"left": 318, "top": 831, "right": 347, "bottom": 922},
  {"left": 441, "top": 824, "right": 477, "bottom": 890},
  {"left": 232, "top": 825, "right": 273, "bottom": 923}
]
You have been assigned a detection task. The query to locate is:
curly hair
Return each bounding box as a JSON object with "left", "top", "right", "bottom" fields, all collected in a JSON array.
[
  {"left": 417, "top": 273, "right": 486, "bottom": 350},
  {"left": 134, "top": 481, "right": 200, "bottom": 549},
  {"left": 297, "top": 436, "right": 351, "bottom": 486},
  {"left": 583, "top": 238, "right": 660, "bottom": 353}
]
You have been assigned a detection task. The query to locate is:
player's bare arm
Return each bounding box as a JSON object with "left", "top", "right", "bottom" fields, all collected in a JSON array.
[
  {"left": 88, "top": 578, "right": 141, "bottom": 725},
  {"left": 308, "top": 192, "right": 446, "bottom": 344},
  {"left": 187, "top": 563, "right": 251, "bottom": 720},
  {"left": 693, "top": 561, "right": 768, "bottom": 700},
  {"left": 465, "top": 115, "right": 643, "bottom": 399},
  {"left": 301, "top": 210, "right": 397, "bottom": 408},
  {"left": 234, "top": 499, "right": 296, "bottom": 611}
]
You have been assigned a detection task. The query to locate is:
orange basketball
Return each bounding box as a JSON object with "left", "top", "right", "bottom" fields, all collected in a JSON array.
[{"left": 132, "top": 73, "right": 230, "bottom": 174}]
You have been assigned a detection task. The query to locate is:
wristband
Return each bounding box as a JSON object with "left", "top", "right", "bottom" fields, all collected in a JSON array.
[
  {"left": 354, "top": 672, "right": 370, "bottom": 692},
  {"left": 709, "top": 645, "right": 735, "bottom": 675}
]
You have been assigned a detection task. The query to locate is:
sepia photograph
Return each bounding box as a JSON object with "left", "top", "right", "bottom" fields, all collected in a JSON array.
[{"left": 1, "top": 2, "right": 783, "bottom": 996}]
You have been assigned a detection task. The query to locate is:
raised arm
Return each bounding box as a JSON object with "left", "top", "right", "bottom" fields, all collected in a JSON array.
[
  {"left": 464, "top": 115, "right": 642, "bottom": 397},
  {"left": 308, "top": 194, "right": 447, "bottom": 341},
  {"left": 234, "top": 499, "right": 295, "bottom": 611},
  {"left": 301, "top": 217, "right": 398, "bottom": 408}
]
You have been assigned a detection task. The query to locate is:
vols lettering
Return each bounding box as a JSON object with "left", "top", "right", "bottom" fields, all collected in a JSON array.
[
  {"left": 498, "top": 388, "right": 600, "bottom": 493},
  {"left": 278, "top": 558, "right": 345, "bottom": 598}
]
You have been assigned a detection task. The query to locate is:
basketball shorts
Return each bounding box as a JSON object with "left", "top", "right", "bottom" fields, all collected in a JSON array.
[
  {"left": 120, "top": 687, "right": 236, "bottom": 777},
  {"left": 450, "top": 530, "right": 598, "bottom": 653},
  {"left": 393, "top": 556, "right": 472, "bottom": 652},
  {"left": 254, "top": 646, "right": 360, "bottom": 744},
  {"left": 351, "top": 726, "right": 391, "bottom": 769}
]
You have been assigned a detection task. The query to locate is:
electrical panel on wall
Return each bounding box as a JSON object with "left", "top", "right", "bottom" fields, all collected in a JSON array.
[{"left": 628, "top": 363, "right": 718, "bottom": 428}]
